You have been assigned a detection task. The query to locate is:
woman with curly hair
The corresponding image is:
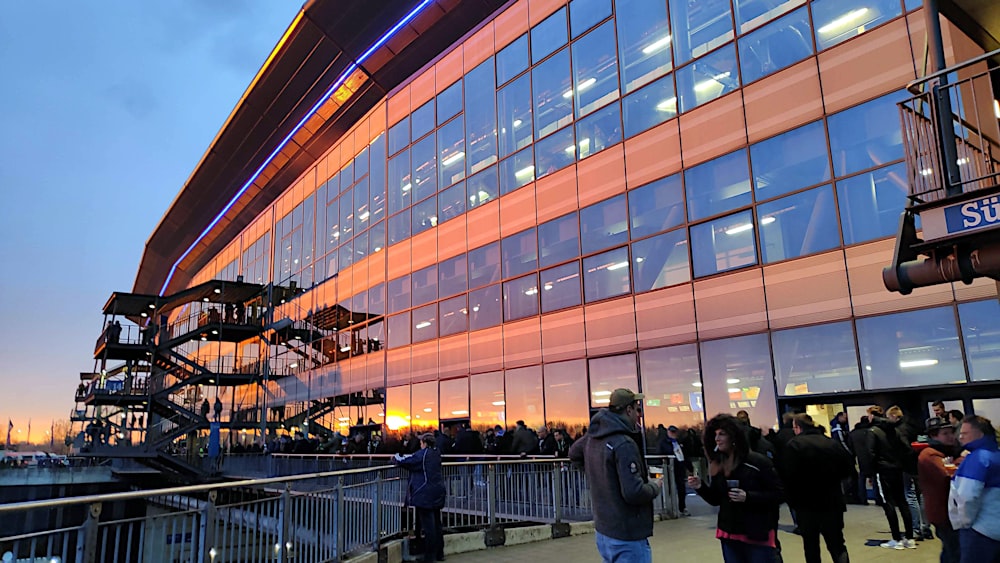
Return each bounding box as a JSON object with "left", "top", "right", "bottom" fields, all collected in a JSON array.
[{"left": 688, "top": 413, "right": 784, "bottom": 562}]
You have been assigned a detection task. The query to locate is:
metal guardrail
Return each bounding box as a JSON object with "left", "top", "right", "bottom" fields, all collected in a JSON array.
[{"left": 0, "top": 457, "right": 677, "bottom": 563}]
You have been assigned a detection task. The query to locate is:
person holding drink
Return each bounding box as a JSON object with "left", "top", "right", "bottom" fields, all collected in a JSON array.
[
  {"left": 917, "top": 416, "right": 963, "bottom": 563},
  {"left": 689, "top": 413, "right": 784, "bottom": 563}
]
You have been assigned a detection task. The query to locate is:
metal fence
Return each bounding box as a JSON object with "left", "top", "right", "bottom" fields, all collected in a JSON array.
[{"left": 0, "top": 457, "right": 677, "bottom": 563}]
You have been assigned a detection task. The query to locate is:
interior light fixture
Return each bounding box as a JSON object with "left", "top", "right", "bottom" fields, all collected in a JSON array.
[
  {"left": 358, "top": 211, "right": 370, "bottom": 221},
  {"left": 725, "top": 223, "right": 753, "bottom": 235},
  {"left": 401, "top": 182, "right": 412, "bottom": 192},
  {"left": 514, "top": 165, "right": 535, "bottom": 180},
  {"left": 642, "top": 35, "right": 672, "bottom": 55},
  {"left": 441, "top": 151, "right": 466, "bottom": 167},
  {"left": 592, "top": 390, "right": 612, "bottom": 396},
  {"left": 694, "top": 72, "right": 731, "bottom": 93},
  {"left": 994, "top": 100, "right": 1000, "bottom": 119},
  {"left": 900, "top": 359, "right": 938, "bottom": 368},
  {"left": 289, "top": 363, "right": 298, "bottom": 369},
  {"left": 656, "top": 97, "right": 677, "bottom": 112},
  {"left": 563, "top": 77, "right": 597, "bottom": 99},
  {"left": 513, "top": 119, "right": 523, "bottom": 128},
  {"left": 726, "top": 378, "right": 741, "bottom": 384},
  {"left": 817, "top": 8, "right": 870, "bottom": 34},
  {"left": 213, "top": 288, "right": 221, "bottom": 294},
  {"left": 692, "top": 382, "right": 702, "bottom": 387},
  {"left": 760, "top": 216, "right": 776, "bottom": 225},
  {"left": 492, "top": 400, "right": 506, "bottom": 406},
  {"left": 727, "top": 388, "right": 741, "bottom": 393},
  {"left": 415, "top": 321, "right": 432, "bottom": 329}
]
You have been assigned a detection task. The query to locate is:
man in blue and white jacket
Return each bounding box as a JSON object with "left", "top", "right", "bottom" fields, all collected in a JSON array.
[{"left": 949, "top": 415, "right": 1000, "bottom": 563}]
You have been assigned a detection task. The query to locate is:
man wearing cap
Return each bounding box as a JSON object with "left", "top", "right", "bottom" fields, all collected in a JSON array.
[
  {"left": 570, "top": 388, "right": 661, "bottom": 562},
  {"left": 918, "top": 417, "right": 962, "bottom": 563},
  {"left": 660, "top": 424, "right": 693, "bottom": 516}
]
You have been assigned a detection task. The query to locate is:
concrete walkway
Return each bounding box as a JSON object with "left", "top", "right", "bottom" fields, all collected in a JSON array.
[{"left": 448, "top": 496, "right": 942, "bottom": 563}]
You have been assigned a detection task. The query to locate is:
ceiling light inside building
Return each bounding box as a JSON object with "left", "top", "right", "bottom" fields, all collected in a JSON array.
[
  {"left": 642, "top": 35, "right": 672, "bottom": 55},
  {"left": 900, "top": 359, "right": 938, "bottom": 368},
  {"left": 817, "top": 8, "right": 869, "bottom": 34},
  {"left": 442, "top": 151, "right": 465, "bottom": 167},
  {"left": 725, "top": 223, "right": 753, "bottom": 235}
]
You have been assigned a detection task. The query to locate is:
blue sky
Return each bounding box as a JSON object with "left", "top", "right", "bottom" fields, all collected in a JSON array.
[{"left": 0, "top": 1, "right": 302, "bottom": 439}]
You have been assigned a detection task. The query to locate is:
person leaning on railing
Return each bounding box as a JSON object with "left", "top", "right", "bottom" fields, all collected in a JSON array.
[{"left": 394, "top": 433, "right": 446, "bottom": 563}]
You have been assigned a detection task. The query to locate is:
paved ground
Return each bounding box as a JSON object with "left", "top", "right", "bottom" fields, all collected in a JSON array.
[{"left": 448, "top": 495, "right": 941, "bottom": 563}]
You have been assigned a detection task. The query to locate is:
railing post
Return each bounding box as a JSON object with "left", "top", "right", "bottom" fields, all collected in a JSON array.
[
  {"left": 486, "top": 464, "right": 497, "bottom": 528},
  {"left": 77, "top": 502, "right": 101, "bottom": 563},
  {"left": 553, "top": 463, "right": 563, "bottom": 524},
  {"left": 278, "top": 484, "right": 292, "bottom": 562},
  {"left": 667, "top": 457, "right": 679, "bottom": 519},
  {"left": 371, "top": 473, "right": 382, "bottom": 552},
  {"left": 335, "top": 476, "right": 346, "bottom": 560},
  {"left": 199, "top": 490, "right": 218, "bottom": 563}
]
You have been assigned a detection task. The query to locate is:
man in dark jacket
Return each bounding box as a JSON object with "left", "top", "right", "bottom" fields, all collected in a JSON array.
[
  {"left": 570, "top": 389, "right": 661, "bottom": 563},
  {"left": 859, "top": 407, "right": 915, "bottom": 549},
  {"left": 510, "top": 420, "right": 537, "bottom": 456},
  {"left": 849, "top": 416, "right": 873, "bottom": 505},
  {"left": 783, "top": 413, "right": 852, "bottom": 563},
  {"left": 394, "top": 434, "right": 446, "bottom": 563},
  {"left": 537, "top": 426, "right": 557, "bottom": 456}
]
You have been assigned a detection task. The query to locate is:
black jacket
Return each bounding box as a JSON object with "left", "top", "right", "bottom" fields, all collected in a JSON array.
[
  {"left": 782, "top": 429, "right": 852, "bottom": 512},
  {"left": 695, "top": 452, "right": 784, "bottom": 542},
  {"left": 859, "top": 420, "right": 905, "bottom": 475},
  {"left": 538, "top": 434, "right": 556, "bottom": 456},
  {"left": 510, "top": 426, "right": 538, "bottom": 455},
  {"left": 453, "top": 428, "right": 484, "bottom": 456},
  {"left": 394, "top": 447, "right": 446, "bottom": 510},
  {"left": 569, "top": 409, "right": 660, "bottom": 541}
]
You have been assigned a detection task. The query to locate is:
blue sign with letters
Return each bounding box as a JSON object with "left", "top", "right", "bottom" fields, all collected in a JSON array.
[{"left": 944, "top": 194, "right": 1000, "bottom": 234}]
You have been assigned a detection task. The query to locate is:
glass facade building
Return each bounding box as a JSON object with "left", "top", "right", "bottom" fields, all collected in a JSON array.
[{"left": 170, "top": 0, "right": 1000, "bottom": 438}]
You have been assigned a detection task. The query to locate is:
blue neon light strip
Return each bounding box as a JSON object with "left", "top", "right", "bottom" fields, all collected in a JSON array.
[{"left": 160, "top": 0, "right": 434, "bottom": 295}]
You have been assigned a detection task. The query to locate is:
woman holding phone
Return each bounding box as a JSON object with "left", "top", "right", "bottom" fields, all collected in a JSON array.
[{"left": 688, "top": 414, "right": 784, "bottom": 563}]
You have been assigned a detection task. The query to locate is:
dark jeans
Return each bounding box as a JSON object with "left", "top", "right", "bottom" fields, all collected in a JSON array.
[
  {"left": 673, "top": 463, "right": 688, "bottom": 512},
  {"left": 935, "top": 523, "right": 960, "bottom": 563},
  {"left": 416, "top": 507, "right": 444, "bottom": 562},
  {"left": 797, "top": 510, "right": 849, "bottom": 563},
  {"left": 720, "top": 539, "right": 777, "bottom": 563},
  {"left": 874, "top": 470, "right": 913, "bottom": 541},
  {"left": 959, "top": 528, "right": 1000, "bottom": 563}
]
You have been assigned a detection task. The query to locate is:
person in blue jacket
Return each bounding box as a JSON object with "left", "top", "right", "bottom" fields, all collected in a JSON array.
[
  {"left": 949, "top": 415, "right": 1000, "bottom": 563},
  {"left": 394, "top": 433, "right": 447, "bottom": 562}
]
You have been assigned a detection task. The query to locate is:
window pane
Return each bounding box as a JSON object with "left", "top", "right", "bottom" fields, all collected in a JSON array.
[
  {"left": 571, "top": 0, "right": 611, "bottom": 38},
  {"left": 339, "top": 188, "right": 354, "bottom": 241},
  {"left": 439, "top": 254, "right": 468, "bottom": 299},
  {"left": 388, "top": 149, "right": 411, "bottom": 215},
  {"left": 412, "top": 134, "right": 437, "bottom": 203},
  {"left": 506, "top": 366, "right": 545, "bottom": 430},
  {"left": 700, "top": 333, "right": 778, "bottom": 430},
  {"left": 631, "top": 229, "right": 690, "bottom": 292},
  {"left": 369, "top": 282, "right": 386, "bottom": 316},
  {"left": 758, "top": 185, "right": 840, "bottom": 263},
  {"left": 466, "top": 58, "right": 498, "bottom": 175},
  {"left": 412, "top": 265, "right": 438, "bottom": 307},
  {"left": 370, "top": 134, "right": 387, "bottom": 224},
  {"left": 623, "top": 73, "right": 677, "bottom": 138},
  {"left": 441, "top": 377, "right": 470, "bottom": 420},
  {"left": 972, "top": 399, "right": 1000, "bottom": 426},
  {"left": 500, "top": 147, "right": 535, "bottom": 195},
  {"left": 733, "top": 0, "right": 806, "bottom": 33},
  {"left": 589, "top": 353, "right": 638, "bottom": 408},
  {"left": 502, "top": 228, "right": 538, "bottom": 278},
  {"left": 675, "top": 44, "right": 739, "bottom": 113},
  {"left": 388, "top": 275, "right": 411, "bottom": 314},
  {"left": 685, "top": 149, "right": 751, "bottom": 221},
  {"left": 354, "top": 230, "right": 369, "bottom": 262},
  {"left": 573, "top": 21, "right": 619, "bottom": 117},
  {"left": 385, "top": 385, "right": 411, "bottom": 436},
  {"left": 773, "top": 321, "right": 861, "bottom": 396},
  {"left": 355, "top": 146, "right": 370, "bottom": 180},
  {"left": 338, "top": 238, "right": 354, "bottom": 271},
  {"left": 690, "top": 210, "right": 757, "bottom": 277},
  {"left": 812, "top": 0, "right": 901, "bottom": 51},
  {"left": 411, "top": 381, "right": 438, "bottom": 434},
  {"left": 639, "top": 344, "right": 704, "bottom": 430},
  {"left": 440, "top": 294, "right": 469, "bottom": 337},
  {"left": 836, "top": 162, "right": 908, "bottom": 245},
  {"left": 388, "top": 208, "right": 410, "bottom": 246},
  {"left": 412, "top": 100, "right": 435, "bottom": 141},
  {"left": 439, "top": 181, "right": 467, "bottom": 224},
  {"left": 531, "top": 8, "right": 568, "bottom": 63},
  {"left": 438, "top": 116, "right": 466, "bottom": 188},
  {"left": 469, "top": 242, "right": 501, "bottom": 288},
  {"left": 576, "top": 101, "right": 622, "bottom": 158},
  {"left": 737, "top": 7, "right": 812, "bottom": 84},
  {"left": 670, "top": 0, "right": 734, "bottom": 66},
  {"left": 629, "top": 174, "right": 685, "bottom": 239},
  {"left": 958, "top": 300, "right": 1000, "bottom": 382},
  {"left": 583, "top": 246, "right": 631, "bottom": 302},
  {"left": 533, "top": 49, "right": 574, "bottom": 139},
  {"left": 535, "top": 126, "right": 576, "bottom": 179},
  {"left": 615, "top": 0, "right": 673, "bottom": 93},
  {"left": 539, "top": 212, "right": 581, "bottom": 267},
  {"left": 581, "top": 194, "right": 628, "bottom": 254},
  {"left": 412, "top": 304, "right": 438, "bottom": 343},
  {"left": 370, "top": 220, "right": 386, "bottom": 254},
  {"left": 545, "top": 360, "right": 590, "bottom": 434},
  {"left": 469, "top": 284, "right": 502, "bottom": 330},
  {"left": 498, "top": 75, "right": 533, "bottom": 158},
  {"left": 341, "top": 161, "right": 355, "bottom": 191},
  {"left": 437, "top": 80, "right": 463, "bottom": 125},
  {"left": 412, "top": 195, "right": 438, "bottom": 236},
  {"left": 504, "top": 274, "right": 540, "bottom": 320},
  {"left": 857, "top": 307, "right": 966, "bottom": 389},
  {"left": 541, "top": 262, "right": 582, "bottom": 313},
  {"left": 468, "top": 166, "right": 499, "bottom": 209},
  {"left": 471, "top": 372, "right": 505, "bottom": 431},
  {"left": 497, "top": 34, "right": 528, "bottom": 86},
  {"left": 828, "top": 91, "right": 907, "bottom": 177},
  {"left": 387, "top": 312, "right": 411, "bottom": 348},
  {"left": 388, "top": 117, "right": 410, "bottom": 155},
  {"left": 354, "top": 178, "right": 370, "bottom": 234},
  {"left": 751, "top": 121, "right": 830, "bottom": 199}
]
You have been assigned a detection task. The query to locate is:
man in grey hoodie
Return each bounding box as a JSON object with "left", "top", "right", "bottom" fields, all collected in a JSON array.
[{"left": 570, "top": 388, "right": 661, "bottom": 563}]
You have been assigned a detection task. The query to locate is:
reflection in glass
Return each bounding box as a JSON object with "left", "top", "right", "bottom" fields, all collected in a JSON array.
[
  {"left": 388, "top": 275, "right": 411, "bottom": 315},
  {"left": 615, "top": 0, "right": 672, "bottom": 93},
  {"left": 498, "top": 75, "right": 534, "bottom": 158},
  {"left": 502, "top": 228, "right": 538, "bottom": 278},
  {"left": 544, "top": 360, "right": 590, "bottom": 434},
  {"left": 440, "top": 377, "right": 470, "bottom": 420},
  {"left": 541, "top": 262, "right": 582, "bottom": 313},
  {"left": 387, "top": 312, "right": 411, "bottom": 348},
  {"left": 623, "top": 73, "right": 677, "bottom": 138},
  {"left": 773, "top": 321, "right": 862, "bottom": 395},
  {"left": 471, "top": 371, "right": 506, "bottom": 431},
  {"left": 972, "top": 399, "right": 1000, "bottom": 426},
  {"left": 467, "top": 166, "right": 499, "bottom": 209},
  {"left": 388, "top": 149, "right": 411, "bottom": 215},
  {"left": 439, "top": 254, "right": 468, "bottom": 298},
  {"left": 532, "top": 8, "right": 568, "bottom": 63},
  {"left": 733, "top": 0, "right": 806, "bottom": 33},
  {"left": 758, "top": 186, "right": 839, "bottom": 263},
  {"left": 539, "top": 212, "right": 581, "bottom": 267},
  {"left": 685, "top": 149, "right": 751, "bottom": 221},
  {"left": 690, "top": 210, "right": 757, "bottom": 278},
  {"left": 675, "top": 44, "right": 739, "bottom": 113},
  {"left": 412, "top": 304, "right": 438, "bottom": 343},
  {"left": 629, "top": 174, "right": 685, "bottom": 239},
  {"left": 412, "top": 135, "right": 437, "bottom": 203},
  {"left": 700, "top": 333, "right": 778, "bottom": 430},
  {"left": 669, "top": 0, "right": 734, "bottom": 66},
  {"left": 388, "top": 208, "right": 410, "bottom": 246},
  {"left": 837, "top": 162, "right": 909, "bottom": 245},
  {"left": 500, "top": 147, "right": 535, "bottom": 195},
  {"left": 751, "top": 120, "right": 830, "bottom": 199},
  {"left": 388, "top": 117, "right": 410, "bottom": 155},
  {"left": 355, "top": 146, "right": 370, "bottom": 180},
  {"left": 370, "top": 134, "right": 387, "bottom": 224},
  {"left": 533, "top": 49, "right": 574, "bottom": 140},
  {"left": 469, "top": 242, "right": 501, "bottom": 288},
  {"left": 369, "top": 282, "right": 386, "bottom": 316},
  {"left": 504, "top": 274, "right": 540, "bottom": 321},
  {"left": 469, "top": 284, "right": 502, "bottom": 330},
  {"left": 410, "top": 381, "right": 438, "bottom": 433},
  {"left": 438, "top": 115, "right": 466, "bottom": 188},
  {"left": 412, "top": 195, "right": 438, "bottom": 236},
  {"left": 506, "top": 366, "right": 545, "bottom": 430},
  {"left": 535, "top": 126, "right": 576, "bottom": 180},
  {"left": 812, "top": 0, "right": 902, "bottom": 50},
  {"left": 412, "top": 100, "right": 435, "bottom": 141},
  {"left": 438, "top": 181, "right": 467, "bottom": 224},
  {"left": 573, "top": 21, "right": 620, "bottom": 117},
  {"left": 631, "top": 229, "right": 690, "bottom": 292},
  {"left": 639, "top": 344, "right": 703, "bottom": 430},
  {"left": 385, "top": 385, "right": 411, "bottom": 435},
  {"left": 576, "top": 102, "right": 622, "bottom": 158},
  {"left": 570, "top": 0, "right": 612, "bottom": 38},
  {"left": 466, "top": 58, "right": 498, "bottom": 175},
  {"left": 958, "top": 300, "right": 1000, "bottom": 382},
  {"left": 589, "top": 353, "right": 638, "bottom": 408},
  {"left": 581, "top": 195, "right": 628, "bottom": 254},
  {"left": 497, "top": 34, "right": 529, "bottom": 86},
  {"left": 439, "top": 294, "right": 469, "bottom": 337},
  {"left": 828, "top": 91, "right": 907, "bottom": 177},
  {"left": 437, "top": 80, "right": 463, "bottom": 125},
  {"left": 583, "top": 246, "right": 631, "bottom": 302},
  {"left": 353, "top": 178, "right": 370, "bottom": 234},
  {"left": 370, "top": 220, "right": 386, "bottom": 254},
  {"left": 737, "top": 7, "right": 812, "bottom": 84},
  {"left": 412, "top": 265, "right": 438, "bottom": 307},
  {"left": 857, "top": 307, "right": 966, "bottom": 389}
]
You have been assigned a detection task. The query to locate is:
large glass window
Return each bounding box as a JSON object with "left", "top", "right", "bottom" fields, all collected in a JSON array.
[
  {"left": 690, "top": 210, "right": 757, "bottom": 278},
  {"left": 573, "top": 21, "right": 620, "bottom": 117},
  {"left": 410, "top": 381, "right": 438, "bottom": 433},
  {"left": 615, "top": 0, "right": 672, "bottom": 93},
  {"left": 411, "top": 135, "right": 437, "bottom": 203},
  {"left": 533, "top": 49, "right": 574, "bottom": 139},
  {"left": 506, "top": 366, "right": 545, "bottom": 430},
  {"left": 583, "top": 246, "right": 631, "bottom": 302},
  {"left": 369, "top": 282, "right": 386, "bottom": 316},
  {"left": 469, "top": 284, "right": 502, "bottom": 330},
  {"left": 388, "top": 275, "right": 411, "bottom": 314},
  {"left": 535, "top": 126, "right": 576, "bottom": 179},
  {"left": 411, "top": 101, "right": 435, "bottom": 141},
  {"left": 570, "top": 0, "right": 612, "bottom": 38},
  {"left": 857, "top": 307, "right": 966, "bottom": 389},
  {"left": 471, "top": 371, "right": 506, "bottom": 431},
  {"left": 339, "top": 189, "right": 354, "bottom": 241},
  {"left": 440, "top": 377, "right": 470, "bottom": 420},
  {"left": 576, "top": 102, "right": 623, "bottom": 158},
  {"left": 837, "top": 162, "right": 908, "bottom": 245},
  {"left": 701, "top": 333, "right": 778, "bottom": 430},
  {"left": 370, "top": 135, "right": 387, "bottom": 225},
  {"left": 438, "top": 181, "right": 467, "bottom": 224},
  {"left": 737, "top": 7, "right": 812, "bottom": 84},
  {"left": 502, "top": 228, "right": 538, "bottom": 278},
  {"left": 437, "top": 80, "right": 463, "bottom": 125},
  {"left": 639, "top": 344, "right": 704, "bottom": 430},
  {"left": 629, "top": 174, "right": 685, "bottom": 239},
  {"left": 958, "top": 300, "right": 1000, "bottom": 382},
  {"left": 589, "top": 353, "right": 639, "bottom": 407},
  {"left": 388, "top": 208, "right": 410, "bottom": 246},
  {"left": 539, "top": 212, "right": 581, "bottom": 267},
  {"left": 466, "top": 58, "right": 498, "bottom": 175},
  {"left": 669, "top": 0, "right": 734, "bottom": 66},
  {"left": 440, "top": 294, "right": 469, "bottom": 337},
  {"left": 504, "top": 274, "right": 540, "bottom": 321},
  {"left": 544, "top": 360, "right": 590, "bottom": 433},
  {"left": 467, "top": 166, "right": 499, "bottom": 210},
  {"left": 412, "top": 265, "right": 437, "bottom": 307},
  {"left": 498, "top": 75, "right": 533, "bottom": 159},
  {"left": 353, "top": 178, "right": 370, "bottom": 234},
  {"left": 631, "top": 229, "right": 690, "bottom": 292},
  {"left": 532, "top": 8, "right": 569, "bottom": 63},
  {"left": 438, "top": 115, "right": 466, "bottom": 188},
  {"left": 828, "top": 91, "right": 906, "bottom": 177},
  {"left": 412, "top": 195, "right": 438, "bottom": 235},
  {"left": 439, "top": 254, "right": 468, "bottom": 299},
  {"left": 388, "top": 149, "right": 411, "bottom": 215},
  {"left": 412, "top": 304, "right": 438, "bottom": 343},
  {"left": 497, "top": 34, "right": 529, "bottom": 86},
  {"left": 469, "top": 242, "right": 501, "bottom": 289},
  {"left": 541, "top": 262, "right": 582, "bottom": 312},
  {"left": 773, "top": 321, "right": 862, "bottom": 396},
  {"left": 623, "top": 73, "right": 677, "bottom": 138},
  {"left": 500, "top": 147, "right": 535, "bottom": 195},
  {"left": 385, "top": 385, "right": 411, "bottom": 435},
  {"left": 685, "top": 149, "right": 751, "bottom": 221},
  {"left": 733, "top": 0, "right": 806, "bottom": 33},
  {"left": 757, "top": 186, "right": 840, "bottom": 263},
  {"left": 751, "top": 121, "right": 830, "bottom": 199},
  {"left": 812, "top": 0, "right": 902, "bottom": 51},
  {"left": 581, "top": 195, "right": 629, "bottom": 254},
  {"left": 387, "top": 312, "right": 411, "bottom": 348},
  {"left": 675, "top": 43, "right": 739, "bottom": 113},
  {"left": 388, "top": 117, "right": 410, "bottom": 155}
]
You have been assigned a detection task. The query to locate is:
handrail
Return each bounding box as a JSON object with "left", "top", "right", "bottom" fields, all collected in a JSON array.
[{"left": 907, "top": 46, "right": 1000, "bottom": 92}]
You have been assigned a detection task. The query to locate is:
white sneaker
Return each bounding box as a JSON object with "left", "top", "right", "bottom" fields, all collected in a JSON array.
[
  {"left": 901, "top": 539, "right": 917, "bottom": 549},
  {"left": 880, "top": 540, "right": 904, "bottom": 550}
]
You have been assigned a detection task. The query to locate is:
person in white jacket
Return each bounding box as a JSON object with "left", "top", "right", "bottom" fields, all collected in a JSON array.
[{"left": 949, "top": 415, "right": 1000, "bottom": 563}]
